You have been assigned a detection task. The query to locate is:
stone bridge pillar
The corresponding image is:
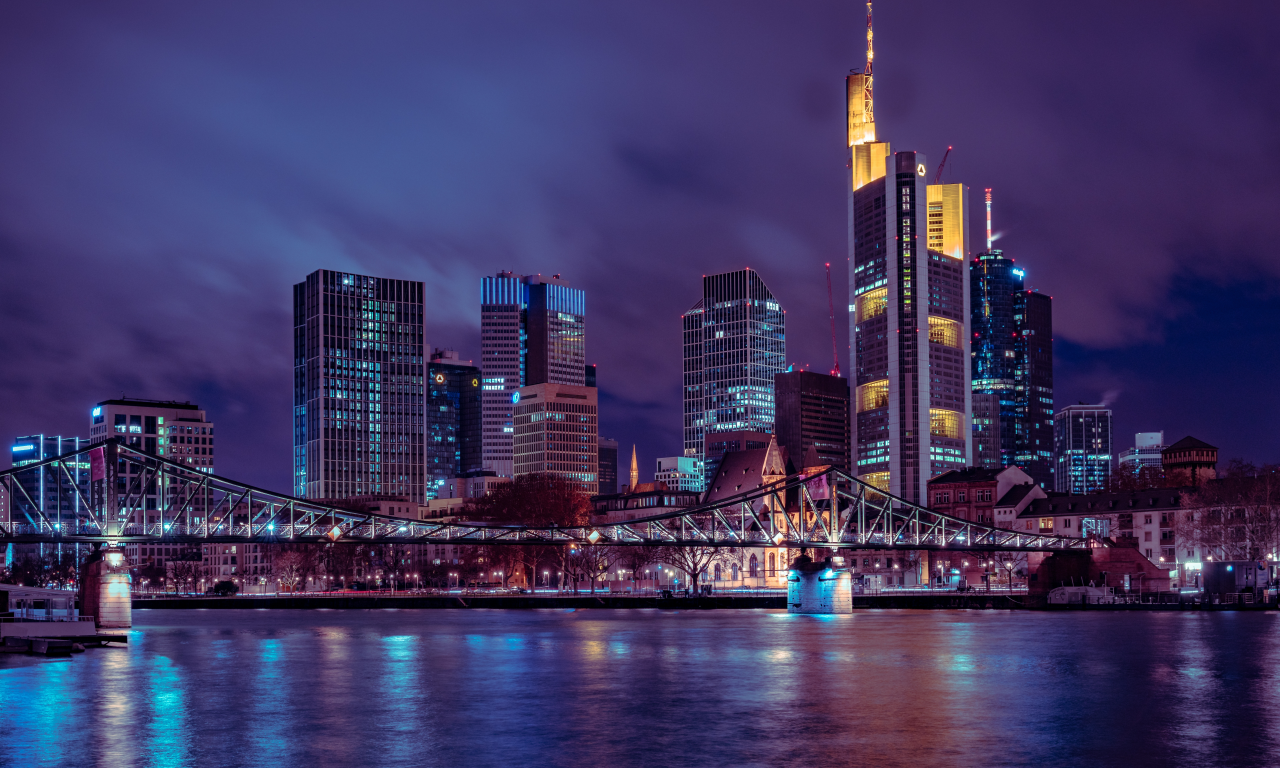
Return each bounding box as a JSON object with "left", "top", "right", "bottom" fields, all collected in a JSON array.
[
  {"left": 79, "top": 546, "right": 132, "bottom": 629},
  {"left": 787, "top": 555, "right": 852, "bottom": 614}
]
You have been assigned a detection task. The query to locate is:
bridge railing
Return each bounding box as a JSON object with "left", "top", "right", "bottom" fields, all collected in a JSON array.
[{"left": 0, "top": 440, "right": 1087, "bottom": 552}]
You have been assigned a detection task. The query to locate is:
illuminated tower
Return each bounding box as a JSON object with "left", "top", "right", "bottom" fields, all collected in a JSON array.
[
  {"left": 480, "top": 272, "right": 586, "bottom": 477},
  {"left": 847, "top": 11, "right": 971, "bottom": 502},
  {"left": 682, "top": 269, "right": 786, "bottom": 490}
]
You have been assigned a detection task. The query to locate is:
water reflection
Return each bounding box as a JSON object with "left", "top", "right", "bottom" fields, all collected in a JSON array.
[{"left": 0, "top": 610, "right": 1277, "bottom": 767}]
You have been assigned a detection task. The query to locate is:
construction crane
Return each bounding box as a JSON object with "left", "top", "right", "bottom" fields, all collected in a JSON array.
[
  {"left": 826, "top": 263, "right": 841, "bottom": 377},
  {"left": 933, "top": 146, "right": 952, "bottom": 184}
]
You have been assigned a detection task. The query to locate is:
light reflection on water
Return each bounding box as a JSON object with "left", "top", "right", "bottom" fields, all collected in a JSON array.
[{"left": 0, "top": 609, "right": 1277, "bottom": 767}]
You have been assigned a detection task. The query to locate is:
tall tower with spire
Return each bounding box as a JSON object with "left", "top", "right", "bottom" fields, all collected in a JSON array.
[
  {"left": 846, "top": 2, "right": 890, "bottom": 190},
  {"left": 628, "top": 445, "right": 639, "bottom": 490},
  {"left": 847, "top": 4, "right": 972, "bottom": 502}
]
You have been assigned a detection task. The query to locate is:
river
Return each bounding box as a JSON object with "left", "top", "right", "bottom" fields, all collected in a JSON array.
[{"left": 1, "top": 608, "right": 1277, "bottom": 767}]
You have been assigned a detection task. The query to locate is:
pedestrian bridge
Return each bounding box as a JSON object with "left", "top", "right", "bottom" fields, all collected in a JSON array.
[{"left": 0, "top": 438, "right": 1085, "bottom": 553}]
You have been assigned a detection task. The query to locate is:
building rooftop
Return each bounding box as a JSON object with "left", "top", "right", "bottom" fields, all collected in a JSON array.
[
  {"left": 1164, "top": 436, "right": 1217, "bottom": 452},
  {"left": 929, "top": 467, "right": 1003, "bottom": 484},
  {"left": 995, "top": 483, "right": 1039, "bottom": 509},
  {"left": 97, "top": 398, "right": 201, "bottom": 410}
]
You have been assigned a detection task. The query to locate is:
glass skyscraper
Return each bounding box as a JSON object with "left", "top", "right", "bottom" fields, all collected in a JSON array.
[
  {"left": 969, "top": 252, "right": 1054, "bottom": 488},
  {"left": 293, "top": 270, "right": 426, "bottom": 502},
  {"left": 681, "top": 268, "right": 786, "bottom": 489},
  {"left": 970, "top": 250, "right": 1022, "bottom": 468},
  {"left": 1054, "top": 404, "right": 1112, "bottom": 493},
  {"left": 426, "top": 349, "right": 482, "bottom": 498}
]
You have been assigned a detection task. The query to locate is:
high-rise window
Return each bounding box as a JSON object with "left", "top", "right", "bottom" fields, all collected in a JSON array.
[{"left": 681, "top": 268, "right": 786, "bottom": 490}]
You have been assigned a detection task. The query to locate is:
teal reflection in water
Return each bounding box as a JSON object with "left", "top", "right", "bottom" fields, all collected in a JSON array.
[{"left": 1, "top": 610, "right": 1278, "bottom": 768}]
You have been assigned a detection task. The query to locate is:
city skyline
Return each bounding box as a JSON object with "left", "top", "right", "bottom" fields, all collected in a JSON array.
[{"left": 1, "top": 2, "right": 1277, "bottom": 491}]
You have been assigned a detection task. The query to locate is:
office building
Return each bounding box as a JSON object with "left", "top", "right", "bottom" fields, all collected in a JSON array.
[
  {"left": 1053, "top": 404, "right": 1112, "bottom": 494},
  {"left": 845, "top": 9, "right": 972, "bottom": 502},
  {"left": 773, "top": 370, "right": 851, "bottom": 473},
  {"left": 682, "top": 269, "right": 786, "bottom": 490},
  {"left": 90, "top": 398, "right": 217, "bottom": 472},
  {"left": 9, "top": 435, "right": 92, "bottom": 528},
  {"left": 1119, "top": 431, "right": 1165, "bottom": 473},
  {"left": 850, "top": 150, "right": 972, "bottom": 503},
  {"left": 1013, "top": 289, "right": 1054, "bottom": 487},
  {"left": 970, "top": 247, "right": 1022, "bottom": 468},
  {"left": 655, "top": 456, "right": 704, "bottom": 493},
  {"left": 968, "top": 195, "right": 1054, "bottom": 488},
  {"left": 480, "top": 272, "right": 586, "bottom": 477},
  {"left": 511, "top": 382, "right": 598, "bottom": 493},
  {"left": 426, "top": 349, "right": 482, "bottom": 498},
  {"left": 971, "top": 392, "right": 1001, "bottom": 470},
  {"left": 597, "top": 437, "right": 619, "bottom": 495},
  {"left": 293, "top": 270, "right": 427, "bottom": 502}
]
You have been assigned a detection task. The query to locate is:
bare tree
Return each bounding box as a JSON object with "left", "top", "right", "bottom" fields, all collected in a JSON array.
[
  {"left": 274, "top": 551, "right": 306, "bottom": 591},
  {"left": 576, "top": 545, "right": 618, "bottom": 592},
  {"left": 661, "top": 546, "right": 719, "bottom": 594},
  {"left": 1177, "top": 462, "right": 1280, "bottom": 561},
  {"left": 616, "top": 545, "right": 664, "bottom": 584}
]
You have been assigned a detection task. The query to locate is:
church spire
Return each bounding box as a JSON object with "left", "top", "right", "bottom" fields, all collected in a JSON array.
[{"left": 629, "top": 445, "right": 639, "bottom": 490}]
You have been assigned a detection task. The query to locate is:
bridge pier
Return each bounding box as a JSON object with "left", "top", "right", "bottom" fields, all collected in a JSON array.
[
  {"left": 79, "top": 546, "right": 132, "bottom": 628},
  {"left": 787, "top": 555, "right": 852, "bottom": 614}
]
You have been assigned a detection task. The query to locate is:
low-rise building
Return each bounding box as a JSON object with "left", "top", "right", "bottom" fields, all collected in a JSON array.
[
  {"left": 654, "top": 456, "right": 703, "bottom": 493},
  {"left": 1162, "top": 436, "right": 1218, "bottom": 486}
]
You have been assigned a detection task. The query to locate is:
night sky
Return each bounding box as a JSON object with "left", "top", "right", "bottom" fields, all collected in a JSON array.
[{"left": 1, "top": 2, "right": 1277, "bottom": 491}]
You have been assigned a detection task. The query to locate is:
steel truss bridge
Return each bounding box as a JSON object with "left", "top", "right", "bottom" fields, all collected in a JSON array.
[{"left": 0, "top": 439, "right": 1087, "bottom": 553}]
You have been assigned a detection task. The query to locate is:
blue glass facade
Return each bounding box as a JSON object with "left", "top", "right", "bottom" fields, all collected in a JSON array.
[
  {"left": 293, "top": 270, "right": 426, "bottom": 502},
  {"left": 969, "top": 250, "right": 1023, "bottom": 469}
]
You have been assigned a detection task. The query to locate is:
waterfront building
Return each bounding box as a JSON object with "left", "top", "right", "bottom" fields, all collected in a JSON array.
[
  {"left": 1053, "top": 404, "right": 1113, "bottom": 494},
  {"left": 597, "top": 438, "right": 619, "bottom": 495},
  {"left": 89, "top": 398, "right": 218, "bottom": 569},
  {"left": 511, "top": 382, "right": 598, "bottom": 493},
  {"left": 480, "top": 272, "right": 586, "bottom": 478},
  {"left": 1161, "top": 436, "right": 1218, "bottom": 486},
  {"left": 773, "top": 370, "right": 851, "bottom": 474},
  {"left": 426, "top": 349, "right": 482, "bottom": 498},
  {"left": 701, "top": 435, "right": 790, "bottom": 587},
  {"left": 1119, "top": 431, "right": 1165, "bottom": 473},
  {"left": 293, "top": 270, "right": 427, "bottom": 502},
  {"left": 681, "top": 269, "right": 786, "bottom": 490},
  {"left": 654, "top": 456, "right": 703, "bottom": 493},
  {"left": 926, "top": 465, "right": 1045, "bottom": 588},
  {"left": 589, "top": 482, "right": 701, "bottom": 525}
]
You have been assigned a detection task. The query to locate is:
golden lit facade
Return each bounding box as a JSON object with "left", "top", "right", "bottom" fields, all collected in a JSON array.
[{"left": 851, "top": 151, "right": 972, "bottom": 503}]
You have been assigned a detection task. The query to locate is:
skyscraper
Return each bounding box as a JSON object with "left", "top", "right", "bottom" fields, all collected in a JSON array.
[
  {"left": 480, "top": 272, "right": 586, "bottom": 477},
  {"left": 1053, "top": 404, "right": 1112, "bottom": 493},
  {"left": 511, "top": 382, "right": 598, "bottom": 493},
  {"left": 850, "top": 151, "right": 972, "bottom": 503},
  {"left": 426, "top": 349, "right": 483, "bottom": 498},
  {"left": 1013, "top": 289, "right": 1053, "bottom": 486},
  {"left": 293, "top": 270, "right": 426, "bottom": 502},
  {"left": 773, "top": 370, "right": 851, "bottom": 473},
  {"left": 968, "top": 194, "right": 1054, "bottom": 487},
  {"left": 846, "top": 8, "right": 972, "bottom": 503},
  {"left": 681, "top": 268, "right": 786, "bottom": 489},
  {"left": 970, "top": 246, "right": 1023, "bottom": 469}
]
